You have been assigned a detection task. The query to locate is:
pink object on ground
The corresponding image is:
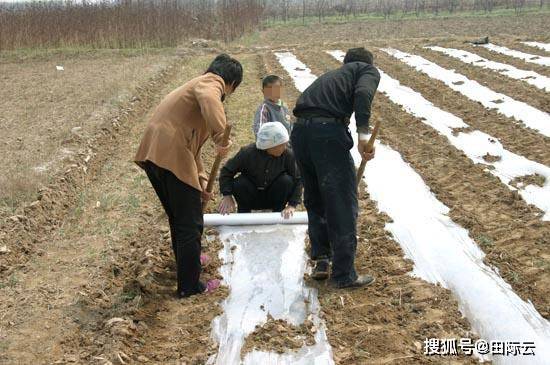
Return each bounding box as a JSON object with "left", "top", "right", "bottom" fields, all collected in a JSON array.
[
  {"left": 200, "top": 254, "right": 211, "bottom": 266},
  {"left": 205, "top": 279, "right": 221, "bottom": 293}
]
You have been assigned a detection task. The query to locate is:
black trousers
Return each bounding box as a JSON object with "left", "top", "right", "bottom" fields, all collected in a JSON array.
[
  {"left": 142, "top": 161, "right": 203, "bottom": 295},
  {"left": 290, "top": 118, "right": 359, "bottom": 285},
  {"left": 232, "top": 173, "right": 294, "bottom": 213}
]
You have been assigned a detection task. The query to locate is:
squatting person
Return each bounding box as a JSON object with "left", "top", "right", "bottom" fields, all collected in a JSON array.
[
  {"left": 134, "top": 54, "right": 242, "bottom": 298},
  {"left": 291, "top": 47, "right": 380, "bottom": 288},
  {"left": 252, "top": 74, "right": 292, "bottom": 137},
  {"left": 218, "top": 123, "right": 302, "bottom": 219}
]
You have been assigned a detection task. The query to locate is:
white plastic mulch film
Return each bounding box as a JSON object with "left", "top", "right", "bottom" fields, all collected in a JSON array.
[
  {"left": 316, "top": 50, "right": 550, "bottom": 364},
  {"left": 522, "top": 41, "right": 550, "bottom": 52},
  {"left": 328, "top": 50, "right": 550, "bottom": 221},
  {"left": 426, "top": 46, "right": 550, "bottom": 92},
  {"left": 481, "top": 43, "right": 550, "bottom": 66},
  {"left": 204, "top": 212, "right": 308, "bottom": 226},
  {"left": 381, "top": 48, "right": 550, "bottom": 137},
  {"left": 207, "top": 225, "right": 334, "bottom": 365}
]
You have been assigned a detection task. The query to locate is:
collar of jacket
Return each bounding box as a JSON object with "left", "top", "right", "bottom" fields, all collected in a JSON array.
[
  {"left": 264, "top": 98, "right": 284, "bottom": 108},
  {"left": 205, "top": 72, "right": 226, "bottom": 101}
]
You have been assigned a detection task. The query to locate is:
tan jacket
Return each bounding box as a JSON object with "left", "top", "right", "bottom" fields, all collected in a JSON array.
[{"left": 135, "top": 72, "right": 227, "bottom": 191}]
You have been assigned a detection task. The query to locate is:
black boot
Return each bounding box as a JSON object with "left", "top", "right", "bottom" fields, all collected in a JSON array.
[
  {"left": 311, "top": 259, "right": 330, "bottom": 280},
  {"left": 332, "top": 274, "right": 375, "bottom": 289}
]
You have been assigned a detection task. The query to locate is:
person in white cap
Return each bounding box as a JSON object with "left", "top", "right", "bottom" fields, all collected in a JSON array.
[{"left": 218, "top": 123, "right": 302, "bottom": 218}]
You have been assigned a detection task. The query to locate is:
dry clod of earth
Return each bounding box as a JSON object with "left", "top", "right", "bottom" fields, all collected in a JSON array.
[
  {"left": 451, "top": 126, "right": 475, "bottom": 136},
  {"left": 510, "top": 173, "right": 547, "bottom": 188},
  {"left": 482, "top": 153, "right": 501, "bottom": 163},
  {"left": 241, "top": 314, "right": 317, "bottom": 357}
]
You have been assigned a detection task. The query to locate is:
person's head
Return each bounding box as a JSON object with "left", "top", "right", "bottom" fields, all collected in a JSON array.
[
  {"left": 256, "top": 122, "right": 289, "bottom": 157},
  {"left": 206, "top": 54, "right": 243, "bottom": 97},
  {"left": 343, "top": 47, "right": 373, "bottom": 65},
  {"left": 261, "top": 75, "right": 282, "bottom": 102}
]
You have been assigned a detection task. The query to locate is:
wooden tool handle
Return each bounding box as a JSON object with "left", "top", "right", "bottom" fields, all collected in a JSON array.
[
  {"left": 202, "top": 125, "right": 232, "bottom": 211},
  {"left": 356, "top": 119, "right": 382, "bottom": 185}
]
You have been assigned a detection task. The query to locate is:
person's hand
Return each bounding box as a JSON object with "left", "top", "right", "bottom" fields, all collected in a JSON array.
[
  {"left": 281, "top": 205, "right": 296, "bottom": 220},
  {"left": 218, "top": 195, "right": 236, "bottom": 215},
  {"left": 201, "top": 189, "right": 214, "bottom": 202},
  {"left": 216, "top": 140, "right": 233, "bottom": 158},
  {"left": 358, "top": 140, "right": 375, "bottom": 161},
  {"left": 200, "top": 179, "right": 213, "bottom": 202}
]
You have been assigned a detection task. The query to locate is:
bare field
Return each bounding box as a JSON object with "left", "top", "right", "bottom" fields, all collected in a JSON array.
[
  {"left": 248, "top": 13, "right": 550, "bottom": 48},
  {"left": 1, "top": 13, "right": 550, "bottom": 365},
  {"left": 0, "top": 49, "right": 175, "bottom": 213}
]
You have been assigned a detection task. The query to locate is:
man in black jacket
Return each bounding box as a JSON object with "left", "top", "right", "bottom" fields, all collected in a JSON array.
[
  {"left": 291, "top": 47, "right": 380, "bottom": 289},
  {"left": 218, "top": 123, "right": 302, "bottom": 218}
]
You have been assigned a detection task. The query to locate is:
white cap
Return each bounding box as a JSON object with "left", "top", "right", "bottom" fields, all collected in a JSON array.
[{"left": 256, "top": 122, "right": 289, "bottom": 150}]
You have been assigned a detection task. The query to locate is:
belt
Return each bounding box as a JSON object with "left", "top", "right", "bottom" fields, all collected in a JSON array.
[{"left": 296, "top": 116, "right": 350, "bottom": 126}]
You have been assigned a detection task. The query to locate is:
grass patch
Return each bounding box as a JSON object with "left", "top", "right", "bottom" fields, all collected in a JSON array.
[
  {"left": 0, "top": 274, "right": 19, "bottom": 289},
  {"left": 476, "top": 235, "right": 494, "bottom": 248},
  {"left": 0, "top": 46, "right": 174, "bottom": 64},
  {"left": 120, "top": 288, "right": 140, "bottom": 303},
  {"left": 264, "top": 5, "right": 550, "bottom": 28},
  {"left": 508, "top": 270, "right": 521, "bottom": 284}
]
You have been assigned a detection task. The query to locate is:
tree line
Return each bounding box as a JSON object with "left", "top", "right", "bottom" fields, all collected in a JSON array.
[
  {"left": 0, "top": 0, "right": 546, "bottom": 51},
  {"left": 263, "top": 0, "right": 547, "bottom": 22},
  {"left": 0, "top": 0, "right": 264, "bottom": 50}
]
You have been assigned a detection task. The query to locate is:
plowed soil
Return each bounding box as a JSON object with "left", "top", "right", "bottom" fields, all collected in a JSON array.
[{"left": 3, "top": 13, "right": 549, "bottom": 364}]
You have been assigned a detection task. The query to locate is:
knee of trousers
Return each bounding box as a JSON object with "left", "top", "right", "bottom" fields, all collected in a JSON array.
[
  {"left": 233, "top": 176, "right": 256, "bottom": 194},
  {"left": 272, "top": 174, "right": 293, "bottom": 191}
]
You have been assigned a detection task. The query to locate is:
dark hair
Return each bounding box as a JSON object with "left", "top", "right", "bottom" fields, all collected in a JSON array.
[
  {"left": 343, "top": 47, "right": 373, "bottom": 65},
  {"left": 206, "top": 54, "right": 243, "bottom": 90},
  {"left": 262, "top": 74, "right": 281, "bottom": 89}
]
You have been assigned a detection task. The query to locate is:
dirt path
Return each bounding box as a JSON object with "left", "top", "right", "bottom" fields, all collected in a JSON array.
[
  {"left": 297, "top": 49, "right": 550, "bottom": 320},
  {"left": 265, "top": 51, "right": 480, "bottom": 364}
]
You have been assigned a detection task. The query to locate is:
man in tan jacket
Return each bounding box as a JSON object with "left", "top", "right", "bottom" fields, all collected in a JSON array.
[{"left": 135, "top": 54, "right": 242, "bottom": 298}]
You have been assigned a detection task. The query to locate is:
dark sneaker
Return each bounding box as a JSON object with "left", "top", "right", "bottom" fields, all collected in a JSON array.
[
  {"left": 311, "top": 259, "right": 330, "bottom": 280},
  {"left": 332, "top": 274, "right": 375, "bottom": 289}
]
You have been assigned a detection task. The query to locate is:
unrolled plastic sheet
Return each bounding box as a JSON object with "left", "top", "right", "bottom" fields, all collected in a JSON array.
[
  {"left": 207, "top": 225, "right": 334, "bottom": 365},
  {"left": 317, "top": 50, "right": 550, "bottom": 363},
  {"left": 382, "top": 47, "right": 550, "bottom": 137},
  {"left": 522, "top": 41, "right": 550, "bottom": 52},
  {"left": 426, "top": 46, "right": 550, "bottom": 91},
  {"left": 204, "top": 212, "right": 308, "bottom": 226},
  {"left": 481, "top": 43, "right": 550, "bottom": 66},
  {"left": 328, "top": 50, "right": 550, "bottom": 221}
]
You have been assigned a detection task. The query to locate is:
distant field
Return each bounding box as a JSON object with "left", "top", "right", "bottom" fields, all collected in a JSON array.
[
  {"left": 0, "top": 48, "right": 175, "bottom": 212},
  {"left": 264, "top": 4, "right": 550, "bottom": 27},
  {"left": 246, "top": 11, "right": 550, "bottom": 46}
]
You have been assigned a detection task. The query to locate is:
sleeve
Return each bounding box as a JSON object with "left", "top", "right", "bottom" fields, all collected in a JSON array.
[
  {"left": 194, "top": 78, "right": 227, "bottom": 145},
  {"left": 286, "top": 151, "right": 303, "bottom": 207},
  {"left": 219, "top": 148, "right": 245, "bottom": 196},
  {"left": 354, "top": 65, "right": 381, "bottom": 134},
  {"left": 196, "top": 153, "right": 208, "bottom": 186}
]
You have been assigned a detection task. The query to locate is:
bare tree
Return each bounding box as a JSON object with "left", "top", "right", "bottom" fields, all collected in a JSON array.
[{"left": 315, "top": 0, "right": 328, "bottom": 21}]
